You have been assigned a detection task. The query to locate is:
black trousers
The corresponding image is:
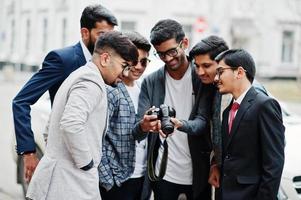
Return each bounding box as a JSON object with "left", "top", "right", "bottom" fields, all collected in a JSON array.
[
  {"left": 151, "top": 179, "right": 193, "bottom": 200},
  {"left": 100, "top": 177, "right": 145, "bottom": 200}
]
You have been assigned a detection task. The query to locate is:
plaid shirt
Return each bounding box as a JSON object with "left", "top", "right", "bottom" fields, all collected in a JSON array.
[{"left": 98, "top": 82, "right": 137, "bottom": 190}]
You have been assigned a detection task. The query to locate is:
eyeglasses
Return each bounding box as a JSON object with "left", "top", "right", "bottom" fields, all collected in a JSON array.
[
  {"left": 139, "top": 58, "right": 151, "bottom": 68},
  {"left": 121, "top": 63, "right": 131, "bottom": 77},
  {"left": 94, "top": 51, "right": 132, "bottom": 76},
  {"left": 154, "top": 41, "right": 183, "bottom": 60},
  {"left": 111, "top": 57, "right": 132, "bottom": 77},
  {"left": 215, "top": 67, "right": 234, "bottom": 79}
]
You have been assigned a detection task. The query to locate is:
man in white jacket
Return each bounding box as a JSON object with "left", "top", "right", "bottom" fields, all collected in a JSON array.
[{"left": 26, "top": 31, "right": 138, "bottom": 200}]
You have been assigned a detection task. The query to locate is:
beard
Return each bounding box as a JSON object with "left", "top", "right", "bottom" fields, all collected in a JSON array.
[
  {"left": 87, "top": 40, "right": 95, "bottom": 55},
  {"left": 86, "top": 34, "right": 95, "bottom": 55}
]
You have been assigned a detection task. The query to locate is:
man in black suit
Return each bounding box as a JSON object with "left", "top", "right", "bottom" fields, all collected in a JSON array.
[
  {"left": 12, "top": 4, "right": 117, "bottom": 183},
  {"left": 213, "top": 49, "right": 285, "bottom": 200}
]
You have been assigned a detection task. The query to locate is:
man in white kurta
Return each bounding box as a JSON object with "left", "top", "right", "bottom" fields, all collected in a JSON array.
[{"left": 26, "top": 31, "right": 139, "bottom": 200}]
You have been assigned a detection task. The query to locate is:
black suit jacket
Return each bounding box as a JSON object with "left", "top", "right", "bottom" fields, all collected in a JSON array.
[{"left": 220, "top": 87, "right": 285, "bottom": 200}]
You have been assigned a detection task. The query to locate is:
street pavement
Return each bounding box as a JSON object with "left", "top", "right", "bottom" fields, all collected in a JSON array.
[{"left": 0, "top": 72, "right": 29, "bottom": 200}]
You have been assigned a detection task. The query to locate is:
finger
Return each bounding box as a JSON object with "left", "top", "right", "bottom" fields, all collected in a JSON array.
[
  {"left": 25, "top": 170, "right": 31, "bottom": 183},
  {"left": 151, "top": 120, "right": 160, "bottom": 127},
  {"left": 157, "top": 120, "right": 161, "bottom": 130},
  {"left": 146, "top": 115, "right": 157, "bottom": 121},
  {"left": 216, "top": 178, "right": 220, "bottom": 188},
  {"left": 170, "top": 117, "right": 177, "bottom": 123},
  {"left": 24, "top": 165, "right": 29, "bottom": 181},
  {"left": 27, "top": 172, "right": 33, "bottom": 183},
  {"left": 158, "top": 129, "right": 167, "bottom": 138},
  {"left": 145, "top": 106, "right": 156, "bottom": 115},
  {"left": 170, "top": 118, "right": 178, "bottom": 127}
]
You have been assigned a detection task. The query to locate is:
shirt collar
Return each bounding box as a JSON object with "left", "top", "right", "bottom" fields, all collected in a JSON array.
[
  {"left": 80, "top": 39, "right": 92, "bottom": 62},
  {"left": 234, "top": 85, "right": 252, "bottom": 105}
]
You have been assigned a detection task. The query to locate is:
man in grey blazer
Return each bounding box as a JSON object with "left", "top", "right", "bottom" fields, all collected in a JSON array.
[
  {"left": 26, "top": 31, "right": 138, "bottom": 200},
  {"left": 12, "top": 4, "right": 117, "bottom": 184}
]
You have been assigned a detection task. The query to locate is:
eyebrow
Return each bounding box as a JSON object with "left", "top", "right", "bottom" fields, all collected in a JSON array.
[{"left": 157, "top": 46, "right": 177, "bottom": 54}]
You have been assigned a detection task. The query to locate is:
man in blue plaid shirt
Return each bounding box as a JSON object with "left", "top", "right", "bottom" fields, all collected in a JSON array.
[{"left": 99, "top": 31, "right": 151, "bottom": 200}]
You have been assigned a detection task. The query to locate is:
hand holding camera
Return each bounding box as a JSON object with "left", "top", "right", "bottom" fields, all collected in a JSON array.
[
  {"left": 146, "top": 104, "right": 176, "bottom": 137},
  {"left": 139, "top": 106, "right": 159, "bottom": 133}
]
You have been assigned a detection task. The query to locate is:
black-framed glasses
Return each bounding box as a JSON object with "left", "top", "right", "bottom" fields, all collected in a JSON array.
[
  {"left": 94, "top": 50, "right": 132, "bottom": 76},
  {"left": 121, "top": 63, "right": 131, "bottom": 76},
  {"left": 111, "top": 56, "right": 132, "bottom": 77},
  {"left": 139, "top": 58, "right": 151, "bottom": 68},
  {"left": 154, "top": 40, "right": 183, "bottom": 60},
  {"left": 216, "top": 67, "right": 234, "bottom": 79}
]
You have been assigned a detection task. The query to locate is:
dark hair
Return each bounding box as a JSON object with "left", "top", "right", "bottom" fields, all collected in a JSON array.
[
  {"left": 189, "top": 35, "right": 229, "bottom": 60},
  {"left": 150, "top": 19, "right": 185, "bottom": 46},
  {"left": 215, "top": 49, "right": 256, "bottom": 83},
  {"left": 94, "top": 31, "right": 138, "bottom": 65},
  {"left": 123, "top": 31, "right": 151, "bottom": 52},
  {"left": 80, "top": 4, "right": 118, "bottom": 30}
]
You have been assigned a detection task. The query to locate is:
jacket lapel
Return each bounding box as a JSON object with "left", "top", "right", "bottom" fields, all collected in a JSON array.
[
  {"left": 226, "top": 87, "right": 257, "bottom": 149},
  {"left": 119, "top": 82, "right": 137, "bottom": 124}
]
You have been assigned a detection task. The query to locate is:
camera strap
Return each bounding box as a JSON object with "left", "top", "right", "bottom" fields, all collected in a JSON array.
[{"left": 147, "top": 138, "right": 168, "bottom": 181}]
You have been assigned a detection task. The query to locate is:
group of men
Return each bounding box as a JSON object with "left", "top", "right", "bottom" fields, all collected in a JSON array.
[{"left": 12, "top": 3, "right": 285, "bottom": 200}]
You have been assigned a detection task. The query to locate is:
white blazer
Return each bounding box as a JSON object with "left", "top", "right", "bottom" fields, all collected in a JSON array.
[{"left": 27, "top": 62, "right": 107, "bottom": 200}]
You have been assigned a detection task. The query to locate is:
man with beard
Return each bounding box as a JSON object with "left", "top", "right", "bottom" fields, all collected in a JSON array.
[
  {"left": 132, "top": 19, "right": 215, "bottom": 200},
  {"left": 12, "top": 4, "right": 117, "bottom": 184}
]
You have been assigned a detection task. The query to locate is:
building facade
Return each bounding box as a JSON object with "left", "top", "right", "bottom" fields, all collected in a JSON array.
[{"left": 0, "top": 0, "right": 301, "bottom": 77}]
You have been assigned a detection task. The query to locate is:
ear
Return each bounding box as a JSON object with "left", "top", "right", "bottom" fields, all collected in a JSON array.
[
  {"left": 181, "top": 37, "right": 189, "bottom": 50},
  {"left": 236, "top": 66, "right": 246, "bottom": 79},
  {"left": 99, "top": 52, "right": 110, "bottom": 68},
  {"left": 80, "top": 28, "right": 90, "bottom": 41}
]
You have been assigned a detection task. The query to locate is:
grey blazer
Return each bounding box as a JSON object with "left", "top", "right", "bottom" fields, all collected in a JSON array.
[{"left": 26, "top": 62, "right": 107, "bottom": 200}]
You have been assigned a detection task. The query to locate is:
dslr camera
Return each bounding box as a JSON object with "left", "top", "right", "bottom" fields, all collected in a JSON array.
[{"left": 147, "top": 104, "right": 176, "bottom": 136}]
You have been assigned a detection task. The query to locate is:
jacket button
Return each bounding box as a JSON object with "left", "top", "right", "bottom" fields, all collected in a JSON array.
[{"left": 225, "top": 154, "right": 230, "bottom": 159}]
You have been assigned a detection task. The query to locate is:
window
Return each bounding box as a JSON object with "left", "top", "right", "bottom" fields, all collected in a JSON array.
[
  {"left": 62, "top": 18, "right": 67, "bottom": 47},
  {"left": 25, "top": 19, "right": 31, "bottom": 53},
  {"left": 120, "top": 21, "right": 136, "bottom": 31},
  {"left": 42, "top": 18, "right": 48, "bottom": 51},
  {"left": 10, "top": 19, "right": 15, "bottom": 53},
  {"left": 281, "top": 31, "right": 294, "bottom": 63}
]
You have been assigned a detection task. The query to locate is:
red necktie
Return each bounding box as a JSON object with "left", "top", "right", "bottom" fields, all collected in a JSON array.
[{"left": 228, "top": 102, "right": 240, "bottom": 134}]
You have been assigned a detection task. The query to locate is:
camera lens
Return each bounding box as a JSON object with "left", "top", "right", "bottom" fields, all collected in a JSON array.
[{"left": 162, "top": 124, "right": 174, "bottom": 135}]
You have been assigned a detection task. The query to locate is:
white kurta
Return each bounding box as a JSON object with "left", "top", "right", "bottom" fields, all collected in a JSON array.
[{"left": 26, "top": 62, "right": 107, "bottom": 200}]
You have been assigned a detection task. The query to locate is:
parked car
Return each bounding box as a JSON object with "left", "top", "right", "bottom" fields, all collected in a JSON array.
[
  {"left": 11, "top": 96, "right": 49, "bottom": 195},
  {"left": 12, "top": 96, "right": 301, "bottom": 199},
  {"left": 278, "top": 104, "right": 301, "bottom": 200}
]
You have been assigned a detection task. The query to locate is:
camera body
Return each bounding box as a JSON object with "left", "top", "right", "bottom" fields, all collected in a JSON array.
[{"left": 147, "top": 104, "right": 176, "bottom": 135}]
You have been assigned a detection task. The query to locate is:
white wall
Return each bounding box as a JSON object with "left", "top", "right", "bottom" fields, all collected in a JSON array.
[{"left": 0, "top": 0, "right": 301, "bottom": 77}]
